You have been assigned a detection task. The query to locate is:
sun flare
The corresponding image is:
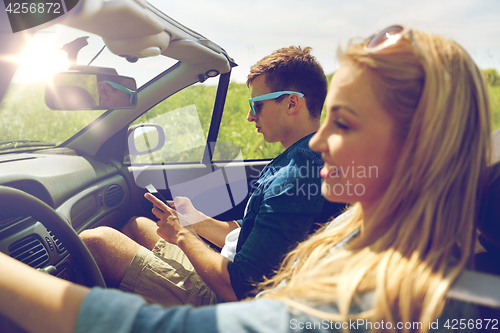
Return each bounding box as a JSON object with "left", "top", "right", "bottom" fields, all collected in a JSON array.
[{"left": 12, "top": 32, "right": 69, "bottom": 84}]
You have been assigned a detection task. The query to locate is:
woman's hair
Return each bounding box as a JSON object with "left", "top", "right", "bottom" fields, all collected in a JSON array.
[{"left": 260, "top": 28, "right": 491, "bottom": 332}]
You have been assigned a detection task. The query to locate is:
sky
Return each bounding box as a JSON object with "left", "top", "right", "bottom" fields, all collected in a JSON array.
[
  {"left": 148, "top": 0, "right": 500, "bottom": 83},
  {"left": 7, "top": 0, "right": 500, "bottom": 85}
]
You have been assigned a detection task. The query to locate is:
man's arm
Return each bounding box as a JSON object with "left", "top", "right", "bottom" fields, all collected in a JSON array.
[
  {"left": 190, "top": 216, "right": 239, "bottom": 249},
  {"left": 171, "top": 196, "right": 240, "bottom": 248},
  {"left": 0, "top": 252, "right": 89, "bottom": 333},
  {"left": 147, "top": 193, "right": 238, "bottom": 302},
  {"left": 176, "top": 229, "right": 237, "bottom": 302}
]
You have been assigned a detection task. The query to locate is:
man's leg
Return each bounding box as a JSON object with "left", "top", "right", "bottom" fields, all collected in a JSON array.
[
  {"left": 80, "top": 218, "right": 219, "bottom": 307},
  {"left": 120, "top": 216, "right": 161, "bottom": 251},
  {"left": 79, "top": 227, "right": 140, "bottom": 288},
  {"left": 119, "top": 238, "right": 219, "bottom": 307},
  {"left": 80, "top": 217, "right": 160, "bottom": 287}
]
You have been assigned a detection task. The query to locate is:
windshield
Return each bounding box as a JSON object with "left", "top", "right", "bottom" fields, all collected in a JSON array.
[{"left": 0, "top": 24, "right": 177, "bottom": 153}]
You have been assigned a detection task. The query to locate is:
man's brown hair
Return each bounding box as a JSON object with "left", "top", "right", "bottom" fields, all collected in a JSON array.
[{"left": 246, "top": 46, "right": 327, "bottom": 119}]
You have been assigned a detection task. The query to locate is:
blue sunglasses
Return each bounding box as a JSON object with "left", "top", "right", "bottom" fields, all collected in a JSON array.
[
  {"left": 103, "top": 80, "right": 137, "bottom": 106},
  {"left": 249, "top": 91, "right": 304, "bottom": 115}
]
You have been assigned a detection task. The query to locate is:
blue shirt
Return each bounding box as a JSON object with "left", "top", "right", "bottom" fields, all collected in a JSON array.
[
  {"left": 227, "top": 133, "right": 344, "bottom": 299},
  {"left": 76, "top": 282, "right": 476, "bottom": 333}
]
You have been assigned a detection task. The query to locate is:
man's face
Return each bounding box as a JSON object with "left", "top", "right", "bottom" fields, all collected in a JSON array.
[
  {"left": 247, "top": 75, "right": 289, "bottom": 144},
  {"left": 98, "top": 81, "right": 132, "bottom": 108}
]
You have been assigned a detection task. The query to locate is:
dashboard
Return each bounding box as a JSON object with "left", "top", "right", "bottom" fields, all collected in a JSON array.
[{"left": 0, "top": 148, "right": 131, "bottom": 282}]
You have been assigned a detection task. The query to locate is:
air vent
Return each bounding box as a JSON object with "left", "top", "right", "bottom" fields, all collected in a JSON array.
[
  {"left": 104, "top": 184, "right": 124, "bottom": 207},
  {"left": 8, "top": 236, "right": 49, "bottom": 269},
  {"left": 47, "top": 229, "right": 66, "bottom": 254}
]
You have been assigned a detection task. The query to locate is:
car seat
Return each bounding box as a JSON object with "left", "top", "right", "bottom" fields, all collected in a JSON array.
[
  {"left": 477, "top": 161, "right": 500, "bottom": 275},
  {"left": 446, "top": 162, "right": 500, "bottom": 330},
  {"left": 475, "top": 161, "right": 500, "bottom": 328}
]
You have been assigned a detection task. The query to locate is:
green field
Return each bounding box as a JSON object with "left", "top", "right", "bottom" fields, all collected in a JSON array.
[
  {"left": 1, "top": 71, "right": 499, "bottom": 161},
  {"left": 490, "top": 85, "right": 500, "bottom": 130}
]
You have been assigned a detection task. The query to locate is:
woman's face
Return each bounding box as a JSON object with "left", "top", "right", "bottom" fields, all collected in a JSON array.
[{"left": 309, "top": 63, "right": 403, "bottom": 211}]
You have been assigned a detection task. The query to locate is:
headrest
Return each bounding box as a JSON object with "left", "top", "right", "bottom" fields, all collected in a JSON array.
[{"left": 53, "top": 85, "right": 96, "bottom": 109}]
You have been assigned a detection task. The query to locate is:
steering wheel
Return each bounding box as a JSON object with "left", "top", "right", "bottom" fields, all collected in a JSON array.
[{"left": 0, "top": 186, "right": 106, "bottom": 287}]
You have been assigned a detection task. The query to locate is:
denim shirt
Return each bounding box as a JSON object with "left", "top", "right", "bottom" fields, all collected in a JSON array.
[
  {"left": 77, "top": 288, "right": 476, "bottom": 333},
  {"left": 227, "top": 133, "right": 344, "bottom": 300}
]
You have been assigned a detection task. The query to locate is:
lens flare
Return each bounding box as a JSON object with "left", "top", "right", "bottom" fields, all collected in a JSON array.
[{"left": 11, "top": 31, "right": 69, "bottom": 84}]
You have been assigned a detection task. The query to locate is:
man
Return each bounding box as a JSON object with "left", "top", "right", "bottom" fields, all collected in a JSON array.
[
  {"left": 80, "top": 46, "right": 343, "bottom": 306},
  {"left": 96, "top": 76, "right": 136, "bottom": 108}
]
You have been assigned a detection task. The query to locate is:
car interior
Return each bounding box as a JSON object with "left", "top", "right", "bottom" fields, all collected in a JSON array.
[
  {"left": 0, "top": 0, "right": 499, "bottom": 331},
  {"left": 0, "top": 0, "right": 258, "bottom": 304}
]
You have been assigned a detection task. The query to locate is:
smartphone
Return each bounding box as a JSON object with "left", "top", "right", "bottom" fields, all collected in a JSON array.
[{"left": 145, "top": 184, "right": 173, "bottom": 209}]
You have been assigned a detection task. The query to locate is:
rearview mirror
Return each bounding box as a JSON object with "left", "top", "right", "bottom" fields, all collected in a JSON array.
[{"left": 45, "top": 71, "right": 137, "bottom": 110}]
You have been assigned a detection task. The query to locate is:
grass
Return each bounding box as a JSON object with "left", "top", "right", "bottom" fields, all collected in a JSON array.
[
  {"left": 1, "top": 78, "right": 499, "bottom": 161},
  {"left": 489, "top": 85, "right": 500, "bottom": 131}
]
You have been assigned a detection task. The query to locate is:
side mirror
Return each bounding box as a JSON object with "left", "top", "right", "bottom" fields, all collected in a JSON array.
[
  {"left": 128, "top": 124, "right": 165, "bottom": 156},
  {"left": 45, "top": 71, "right": 137, "bottom": 110}
]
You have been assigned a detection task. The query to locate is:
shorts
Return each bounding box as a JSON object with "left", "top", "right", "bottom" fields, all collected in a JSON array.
[{"left": 119, "top": 238, "right": 220, "bottom": 307}]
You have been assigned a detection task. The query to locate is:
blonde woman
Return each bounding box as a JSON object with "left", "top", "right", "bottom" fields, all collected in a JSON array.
[
  {"left": 0, "top": 25, "right": 491, "bottom": 333},
  {"left": 257, "top": 24, "right": 490, "bottom": 330}
]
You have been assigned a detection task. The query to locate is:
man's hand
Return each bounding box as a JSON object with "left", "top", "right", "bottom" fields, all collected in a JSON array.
[
  {"left": 168, "top": 196, "right": 239, "bottom": 248},
  {"left": 144, "top": 193, "right": 197, "bottom": 245},
  {"left": 144, "top": 193, "right": 238, "bottom": 302},
  {"left": 170, "top": 196, "right": 206, "bottom": 224}
]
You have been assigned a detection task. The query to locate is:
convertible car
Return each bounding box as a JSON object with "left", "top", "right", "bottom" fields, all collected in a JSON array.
[
  {"left": 0, "top": 0, "right": 499, "bottom": 332},
  {"left": 0, "top": 0, "right": 256, "bottom": 301}
]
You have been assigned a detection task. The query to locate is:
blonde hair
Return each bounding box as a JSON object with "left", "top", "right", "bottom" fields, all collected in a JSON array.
[{"left": 260, "top": 29, "right": 491, "bottom": 332}]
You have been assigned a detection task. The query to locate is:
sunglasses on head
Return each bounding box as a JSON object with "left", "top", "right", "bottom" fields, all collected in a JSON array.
[
  {"left": 364, "top": 25, "right": 412, "bottom": 52},
  {"left": 249, "top": 91, "right": 304, "bottom": 116}
]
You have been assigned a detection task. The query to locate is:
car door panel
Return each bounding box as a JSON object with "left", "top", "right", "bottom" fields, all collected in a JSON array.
[{"left": 121, "top": 160, "right": 267, "bottom": 222}]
